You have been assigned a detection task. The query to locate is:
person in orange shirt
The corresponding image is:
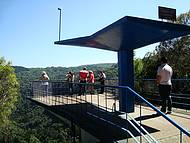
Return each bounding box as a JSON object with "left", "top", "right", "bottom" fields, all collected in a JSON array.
[
  {"left": 79, "top": 67, "right": 88, "bottom": 95},
  {"left": 88, "top": 70, "right": 95, "bottom": 94}
]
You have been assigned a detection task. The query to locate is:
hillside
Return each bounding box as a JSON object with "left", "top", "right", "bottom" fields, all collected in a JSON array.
[
  {"left": 13, "top": 63, "right": 117, "bottom": 81},
  {"left": 13, "top": 63, "right": 118, "bottom": 96}
]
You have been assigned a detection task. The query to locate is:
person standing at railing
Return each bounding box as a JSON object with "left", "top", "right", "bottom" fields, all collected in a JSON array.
[
  {"left": 40, "top": 71, "right": 50, "bottom": 96},
  {"left": 66, "top": 71, "right": 75, "bottom": 94},
  {"left": 88, "top": 70, "right": 95, "bottom": 94},
  {"left": 79, "top": 67, "right": 88, "bottom": 96},
  {"left": 98, "top": 71, "right": 106, "bottom": 94},
  {"left": 156, "top": 57, "right": 173, "bottom": 114}
]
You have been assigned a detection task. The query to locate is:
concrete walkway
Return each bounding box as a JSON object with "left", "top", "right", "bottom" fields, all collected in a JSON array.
[{"left": 126, "top": 105, "right": 190, "bottom": 143}]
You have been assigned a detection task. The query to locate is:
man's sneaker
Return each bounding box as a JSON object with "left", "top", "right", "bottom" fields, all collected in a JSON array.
[
  {"left": 167, "top": 111, "right": 172, "bottom": 114},
  {"left": 161, "top": 109, "right": 166, "bottom": 113}
]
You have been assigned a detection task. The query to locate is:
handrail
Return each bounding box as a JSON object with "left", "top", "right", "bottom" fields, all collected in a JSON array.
[
  {"left": 126, "top": 86, "right": 190, "bottom": 138},
  {"left": 126, "top": 116, "right": 156, "bottom": 143},
  {"left": 85, "top": 82, "right": 190, "bottom": 137},
  {"left": 71, "top": 81, "right": 190, "bottom": 137},
  {"left": 142, "top": 78, "right": 190, "bottom": 110},
  {"left": 87, "top": 112, "right": 140, "bottom": 143},
  {"left": 106, "top": 78, "right": 190, "bottom": 81},
  {"left": 31, "top": 80, "right": 190, "bottom": 138},
  {"left": 127, "top": 114, "right": 159, "bottom": 143},
  {"left": 143, "top": 78, "right": 190, "bottom": 81}
]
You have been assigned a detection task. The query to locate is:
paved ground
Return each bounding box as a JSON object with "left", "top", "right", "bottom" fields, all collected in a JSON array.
[{"left": 127, "top": 105, "right": 190, "bottom": 143}]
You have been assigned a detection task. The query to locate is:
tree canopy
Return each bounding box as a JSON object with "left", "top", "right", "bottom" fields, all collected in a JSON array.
[
  {"left": 142, "top": 10, "right": 190, "bottom": 78},
  {"left": 0, "top": 57, "right": 20, "bottom": 142}
]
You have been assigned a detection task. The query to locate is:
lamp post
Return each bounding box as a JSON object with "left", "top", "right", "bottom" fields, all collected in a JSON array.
[{"left": 58, "top": 8, "right": 62, "bottom": 41}]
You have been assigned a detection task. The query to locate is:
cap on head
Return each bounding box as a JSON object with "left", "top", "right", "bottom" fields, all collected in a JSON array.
[{"left": 83, "top": 67, "right": 87, "bottom": 70}]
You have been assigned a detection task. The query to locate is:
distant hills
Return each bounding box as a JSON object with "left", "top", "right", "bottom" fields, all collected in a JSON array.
[
  {"left": 13, "top": 63, "right": 118, "bottom": 97},
  {"left": 13, "top": 63, "right": 118, "bottom": 82}
]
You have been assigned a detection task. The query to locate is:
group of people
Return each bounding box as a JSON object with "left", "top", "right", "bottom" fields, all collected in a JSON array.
[
  {"left": 66, "top": 67, "right": 106, "bottom": 95},
  {"left": 39, "top": 56, "right": 173, "bottom": 114},
  {"left": 40, "top": 68, "right": 106, "bottom": 96}
]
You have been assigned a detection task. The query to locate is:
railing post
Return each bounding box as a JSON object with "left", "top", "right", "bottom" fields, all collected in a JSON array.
[
  {"left": 91, "top": 87, "right": 92, "bottom": 109},
  {"left": 140, "top": 103, "right": 142, "bottom": 143},
  {"left": 126, "top": 112, "right": 128, "bottom": 143},
  {"left": 105, "top": 87, "right": 107, "bottom": 112},
  {"left": 125, "top": 87, "right": 129, "bottom": 143},
  {"left": 180, "top": 130, "right": 182, "bottom": 143},
  {"left": 114, "top": 89, "right": 116, "bottom": 112}
]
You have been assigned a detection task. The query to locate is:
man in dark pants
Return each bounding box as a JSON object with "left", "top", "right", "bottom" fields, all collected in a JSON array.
[
  {"left": 79, "top": 67, "right": 88, "bottom": 96},
  {"left": 156, "top": 57, "right": 173, "bottom": 114},
  {"left": 98, "top": 71, "right": 106, "bottom": 94},
  {"left": 66, "top": 71, "right": 75, "bottom": 95}
]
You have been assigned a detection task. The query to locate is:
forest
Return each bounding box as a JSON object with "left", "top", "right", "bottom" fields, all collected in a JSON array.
[{"left": 0, "top": 10, "right": 189, "bottom": 143}]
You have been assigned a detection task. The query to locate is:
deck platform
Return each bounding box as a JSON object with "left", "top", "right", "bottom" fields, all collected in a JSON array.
[{"left": 28, "top": 94, "right": 190, "bottom": 143}]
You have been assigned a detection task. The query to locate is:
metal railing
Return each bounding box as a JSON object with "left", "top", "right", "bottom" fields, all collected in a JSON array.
[
  {"left": 105, "top": 78, "right": 190, "bottom": 111},
  {"left": 30, "top": 80, "right": 190, "bottom": 143},
  {"left": 142, "top": 79, "right": 190, "bottom": 110},
  {"left": 126, "top": 86, "right": 190, "bottom": 143}
]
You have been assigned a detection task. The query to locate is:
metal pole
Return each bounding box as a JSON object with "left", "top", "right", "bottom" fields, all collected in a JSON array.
[
  {"left": 58, "top": 8, "right": 61, "bottom": 41},
  {"left": 180, "top": 131, "right": 182, "bottom": 143}
]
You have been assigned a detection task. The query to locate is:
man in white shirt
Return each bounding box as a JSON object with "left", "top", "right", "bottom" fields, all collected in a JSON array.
[{"left": 156, "top": 57, "right": 173, "bottom": 114}]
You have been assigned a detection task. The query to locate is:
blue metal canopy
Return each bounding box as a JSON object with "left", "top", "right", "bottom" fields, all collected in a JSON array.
[
  {"left": 54, "top": 16, "right": 190, "bottom": 51},
  {"left": 54, "top": 16, "right": 190, "bottom": 113}
]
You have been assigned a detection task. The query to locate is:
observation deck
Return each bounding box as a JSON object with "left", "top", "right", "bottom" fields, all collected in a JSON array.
[{"left": 28, "top": 80, "right": 190, "bottom": 143}]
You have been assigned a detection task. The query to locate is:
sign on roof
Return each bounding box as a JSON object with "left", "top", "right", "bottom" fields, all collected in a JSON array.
[{"left": 158, "top": 6, "right": 176, "bottom": 22}]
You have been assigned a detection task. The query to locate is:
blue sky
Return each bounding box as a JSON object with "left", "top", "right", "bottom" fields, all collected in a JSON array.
[{"left": 0, "top": 0, "right": 189, "bottom": 68}]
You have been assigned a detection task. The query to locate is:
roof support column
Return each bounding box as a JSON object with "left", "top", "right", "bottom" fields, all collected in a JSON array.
[{"left": 118, "top": 49, "right": 134, "bottom": 112}]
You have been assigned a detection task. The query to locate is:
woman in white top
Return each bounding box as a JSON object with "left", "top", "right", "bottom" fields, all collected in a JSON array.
[{"left": 40, "top": 71, "right": 50, "bottom": 96}]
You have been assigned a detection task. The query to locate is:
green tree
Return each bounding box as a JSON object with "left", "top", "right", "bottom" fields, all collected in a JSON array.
[
  {"left": 11, "top": 63, "right": 116, "bottom": 143},
  {"left": 142, "top": 10, "right": 190, "bottom": 78},
  {"left": 134, "top": 58, "right": 144, "bottom": 92},
  {"left": 0, "top": 57, "right": 20, "bottom": 142},
  {"left": 134, "top": 58, "right": 144, "bottom": 79},
  {"left": 155, "top": 10, "right": 190, "bottom": 78},
  {"left": 142, "top": 51, "right": 159, "bottom": 78}
]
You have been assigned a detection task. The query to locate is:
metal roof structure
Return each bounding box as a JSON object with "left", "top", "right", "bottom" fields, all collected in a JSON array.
[
  {"left": 54, "top": 16, "right": 190, "bottom": 112},
  {"left": 54, "top": 16, "right": 190, "bottom": 51}
]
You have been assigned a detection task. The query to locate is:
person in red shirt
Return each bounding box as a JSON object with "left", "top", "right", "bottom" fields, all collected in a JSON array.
[
  {"left": 88, "top": 70, "right": 95, "bottom": 83},
  {"left": 79, "top": 67, "right": 88, "bottom": 95},
  {"left": 88, "top": 70, "right": 95, "bottom": 94}
]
